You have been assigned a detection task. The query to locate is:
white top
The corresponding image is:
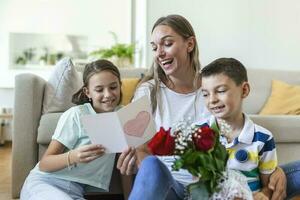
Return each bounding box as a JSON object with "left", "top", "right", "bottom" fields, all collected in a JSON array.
[
  {"left": 32, "top": 103, "right": 115, "bottom": 191},
  {"left": 133, "top": 80, "right": 210, "bottom": 186}
]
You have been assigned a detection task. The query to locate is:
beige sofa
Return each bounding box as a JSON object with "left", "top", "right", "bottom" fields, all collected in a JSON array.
[
  {"left": 243, "top": 68, "right": 300, "bottom": 165},
  {"left": 12, "top": 67, "right": 300, "bottom": 198}
]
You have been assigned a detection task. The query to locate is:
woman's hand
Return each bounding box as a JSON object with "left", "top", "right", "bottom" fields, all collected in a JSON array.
[
  {"left": 268, "top": 167, "right": 287, "bottom": 200},
  {"left": 70, "top": 144, "right": 105, "bottom": 164},
  {"left": 117, "top": 147, "right": 137, "bottom": 175}
]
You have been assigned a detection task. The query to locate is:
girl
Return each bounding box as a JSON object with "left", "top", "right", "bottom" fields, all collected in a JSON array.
[{"left": 21, "top": 59, "right": 123, "bottom": 199}]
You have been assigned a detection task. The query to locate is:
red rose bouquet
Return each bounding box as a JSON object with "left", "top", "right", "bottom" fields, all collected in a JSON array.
[
  {"left": 148, "top": 119, "right": 228, "bottom": 196},
  {"left": 147, "top": 127, "right": 175, "bottom": 156}
]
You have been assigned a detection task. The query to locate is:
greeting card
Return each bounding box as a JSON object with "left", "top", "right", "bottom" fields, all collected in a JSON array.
[{"left": 81, "top": 96, "right": 156, "bottom": 153}]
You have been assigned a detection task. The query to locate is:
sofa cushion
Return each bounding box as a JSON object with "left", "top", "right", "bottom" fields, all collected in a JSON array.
[
  {"left": 42, "top": 57, "right": 82, "bottom": 114},
  {"left": 259, "top": 80, "right": 300, "bottom": 115},
  {"left": 243, "top": 69, "right": 300, "bottom": 114},
  {"left": 37, "top": 113, "right": 62, "bottom": 144},
  {"left": 121, "top": 78, "right": 140, "bottom": 105}
]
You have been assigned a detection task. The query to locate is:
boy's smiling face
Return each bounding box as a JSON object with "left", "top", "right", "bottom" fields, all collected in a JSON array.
[{"left": 201, "top": 73, "right": 249, "bottom": 121}]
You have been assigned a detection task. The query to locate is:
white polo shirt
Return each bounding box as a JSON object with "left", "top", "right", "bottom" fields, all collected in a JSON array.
[{"left": 209, "top": 115, "right": 277, "bottom": 192}]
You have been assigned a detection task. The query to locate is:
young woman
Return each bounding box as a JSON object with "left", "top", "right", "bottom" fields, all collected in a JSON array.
[
  {"left": 117, "top": 14, "right": 289, "bottom": 200},
  {"left": 21, "top": 59, "right": 123, "bottom": 199}
]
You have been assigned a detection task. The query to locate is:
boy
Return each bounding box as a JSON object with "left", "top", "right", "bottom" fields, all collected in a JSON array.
[{"left": 201, "top": 58, "right": 277, "bottom": 200}]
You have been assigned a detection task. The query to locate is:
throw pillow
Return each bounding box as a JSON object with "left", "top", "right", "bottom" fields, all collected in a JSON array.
[
  {"left": 42, "top": 57, "right": 83, "bottom": 113},
  {"left": 259, "top": 80, "right": 300, "bottom": 115},
  {"left": 121, "top": 78, "right": 140, "bottom": 105}
]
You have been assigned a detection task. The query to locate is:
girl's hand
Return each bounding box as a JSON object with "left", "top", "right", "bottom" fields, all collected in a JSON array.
[
  {"left": 253, "top": 192, "right": 269, "bottom": 200},
  {"left": 70, "top": 144, "right": 105, "bottom": 164},
  {"left": 117, "top": 147, "right": 137, "bottom": 175}
]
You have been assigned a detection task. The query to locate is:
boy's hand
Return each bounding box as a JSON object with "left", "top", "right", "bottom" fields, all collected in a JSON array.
[
  {"left": 253, "top": 192, "right": 269, "bottom": 200},
  {"left": 70, "top": 144, "right": 105, "bottom": 164},
  {"left": 268, "top": 167, "right": 287, "bottom": 200}
]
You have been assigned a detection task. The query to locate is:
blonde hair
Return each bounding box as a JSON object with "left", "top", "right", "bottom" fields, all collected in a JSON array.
[{"left": 140, "top": 14, "right": 201, "bottom": 113}]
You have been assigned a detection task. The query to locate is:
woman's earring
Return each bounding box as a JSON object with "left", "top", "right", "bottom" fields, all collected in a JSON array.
[{"left": 89, "top": 98, "right": 92, "bottom": 102}]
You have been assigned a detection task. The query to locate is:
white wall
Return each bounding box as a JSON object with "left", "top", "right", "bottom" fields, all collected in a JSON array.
[
  {"left": 132, "top": 0, "right": 147, "bottom": 68},
  {"left": 0, "top": 89, "right": 14, "bottom": 108},
  {"left": 0, "top": 0, "right": 132, "bottom": 141},
  {"left": 2, "top": 0, "right": 300, "bottom": 141},
  {"left": 0, "top": 0, "right": 132, "bottom": 88},
  {"left": 144, "top": 0, "right": 300, "bottom": 70}
]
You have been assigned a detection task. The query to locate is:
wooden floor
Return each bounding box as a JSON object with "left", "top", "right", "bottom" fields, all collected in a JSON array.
[{"left": 0, "top": 142, "right": 15, "bottom": 200}]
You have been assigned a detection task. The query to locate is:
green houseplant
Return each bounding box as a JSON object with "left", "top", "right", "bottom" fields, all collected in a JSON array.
[{"left": 89, "top": 32, "right": 134, "bottom": 68}]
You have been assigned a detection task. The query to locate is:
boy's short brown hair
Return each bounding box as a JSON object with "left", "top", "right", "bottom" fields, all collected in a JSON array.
[{"left": 201, "top": 58, "right": 248, "bottom": 85}]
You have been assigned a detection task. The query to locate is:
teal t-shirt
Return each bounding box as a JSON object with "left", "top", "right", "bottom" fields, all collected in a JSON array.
[{"left": 33, "top": 103, "right": 116, "bottom": 191}]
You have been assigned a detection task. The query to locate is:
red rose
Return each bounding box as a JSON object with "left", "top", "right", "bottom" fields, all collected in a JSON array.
[
  {"left": 147, "top": 127, "right": 175, "bottom": 156},
  {"left": 193, "top": 126, "right": 215, "bottom": 151}
]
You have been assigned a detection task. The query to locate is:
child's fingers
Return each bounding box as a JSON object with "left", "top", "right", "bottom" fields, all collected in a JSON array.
[
  {"left": 79, "top": 154, "right": 101, "bottom": 163},
  {"left": 75, "top": 148, "right": 104, "bottom": 162},
  {"left": 80, "top": 144, "right": 105, "bottom": 152}
]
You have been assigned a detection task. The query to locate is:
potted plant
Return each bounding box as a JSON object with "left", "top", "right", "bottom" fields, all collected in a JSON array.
[{"left": 89, "top": 32, "right": 134, "bottom": 68}]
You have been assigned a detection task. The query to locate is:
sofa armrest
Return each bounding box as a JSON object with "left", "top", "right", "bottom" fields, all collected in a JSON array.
[{"left": 12, "top": 73, "right": 46, "bottom": 198}]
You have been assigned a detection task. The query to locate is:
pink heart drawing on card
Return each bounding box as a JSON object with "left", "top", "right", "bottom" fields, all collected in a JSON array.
[{"left": 123, "top": 111, "right": 150, "bottom": 137}]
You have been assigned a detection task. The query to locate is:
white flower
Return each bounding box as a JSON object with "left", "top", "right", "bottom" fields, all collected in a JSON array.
[
  {"left": 218, "top": 119, "right": 233, "bottom": 140},
  {"left": 172, "top": 118, "right": 204, "bottom": 153}
]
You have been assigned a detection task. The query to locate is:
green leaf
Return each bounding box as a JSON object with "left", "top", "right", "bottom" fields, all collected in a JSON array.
[
  {"left": 214, "top": 158, "right": 225, "bottom": 171},
  {"left": 89, "top": 32, "right": 135, "bottom": 61},
  {"left": 172, "top": 159, "right": 184, "bottom": 171},
  {"left": 198, "top": 167, "right": 212, "bottom": 181}
]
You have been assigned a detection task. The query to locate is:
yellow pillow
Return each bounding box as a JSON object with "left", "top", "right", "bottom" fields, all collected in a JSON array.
[
  {"left": 259, "top": 80, "right": 300, "bottom": 115},
  {"left": 121, "top": 78, "right": 140, "bottom": 105}
]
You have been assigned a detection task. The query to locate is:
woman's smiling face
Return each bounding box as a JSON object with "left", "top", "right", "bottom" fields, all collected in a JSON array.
[{"left": 151, "top": 25, "right": 194, "bottom": 77}]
